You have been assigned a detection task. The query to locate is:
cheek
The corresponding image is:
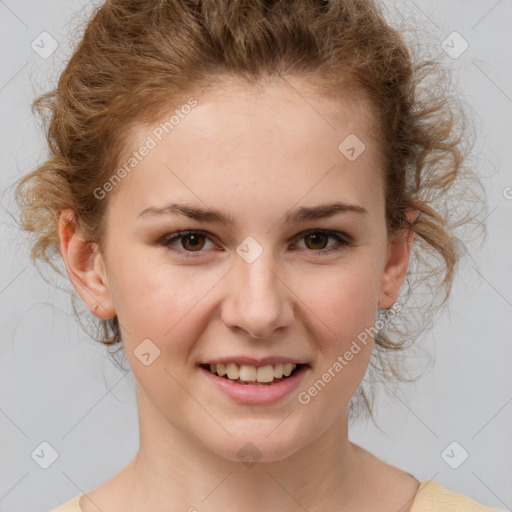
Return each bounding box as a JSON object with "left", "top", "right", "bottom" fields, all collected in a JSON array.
[
  {"left": 299, "top": 261, "right": 381, "bottom": 345},
  {"left": 109, "top": 252, "right": 224, "bottom": 352},
  {"left": 293, "top": 266, "right": 378, "bottom": 418}
]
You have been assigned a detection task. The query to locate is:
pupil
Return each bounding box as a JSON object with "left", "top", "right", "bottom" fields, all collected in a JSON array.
[
  {"left": 183, "top": 234, "right": 204, "bottom": 251},
  {"left": 306, "top": 233, "right": 327, "bottom": 250}
]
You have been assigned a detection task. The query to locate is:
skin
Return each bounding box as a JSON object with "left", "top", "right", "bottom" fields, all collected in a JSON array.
[{"left": 59, "top": 76, "right": 420, "bottom": 512}]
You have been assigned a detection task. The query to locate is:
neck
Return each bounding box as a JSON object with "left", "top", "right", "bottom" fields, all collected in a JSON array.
[{"left": 122, "top": 385, "right": 366, "bottom": 512}]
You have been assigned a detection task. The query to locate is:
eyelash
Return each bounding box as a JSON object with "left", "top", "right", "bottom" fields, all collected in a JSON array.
[{"left": 158, "top": 229, "right": 353, "bottom": 259}]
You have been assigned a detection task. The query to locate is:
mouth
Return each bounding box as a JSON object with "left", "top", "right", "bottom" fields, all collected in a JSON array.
[{"left": 199, "top": 362, "right": 305, "bottom": 385}]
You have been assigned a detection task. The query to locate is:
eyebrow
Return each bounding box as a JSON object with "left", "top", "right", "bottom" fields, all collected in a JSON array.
[{"left": 137, "top": 201, "right": 368, "bottom": 226}]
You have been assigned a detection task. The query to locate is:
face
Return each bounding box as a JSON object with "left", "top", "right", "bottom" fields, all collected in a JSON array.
[{"left": 61, "top": 77, "right": 413, "bottom": 463}]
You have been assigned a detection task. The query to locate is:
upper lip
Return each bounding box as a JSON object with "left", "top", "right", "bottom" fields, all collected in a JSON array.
[{"left": 200, "top": 356, "right": 309, "bottom": 367}]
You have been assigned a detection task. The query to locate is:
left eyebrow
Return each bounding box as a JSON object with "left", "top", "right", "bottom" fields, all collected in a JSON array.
[
  {"left": 137, "top": 201, "right": 368, "bottom": 226},
  {"left": 284, "top": 201, "right": 368, "bottom": 223}
]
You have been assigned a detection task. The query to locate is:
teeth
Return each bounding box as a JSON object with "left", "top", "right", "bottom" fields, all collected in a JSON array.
[
  {"left": 256, "top": 365, "right": 274, "bottom": 383},
  {"left": 207, "top": 362, "right": 298, "bottom": 383},
  {"left": 283, "top": 363, "right": 294, "bottom": 377},
  {"left": 239, "top": 364, "right": 257, "bottom": 382},
  {"left": 226, "top": 363, "right": 239, "bottom": 380},
  {"left": 216, "top": 363, "right": 227, "bottom": 377}
]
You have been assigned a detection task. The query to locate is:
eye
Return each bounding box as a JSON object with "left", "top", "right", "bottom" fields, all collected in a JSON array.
[
  {"left": 159, "top": 230, "right": 216, "bottom": 258},
  {"left": 158, "top": 229, "right": 353, "bottom": 258},
  {"left": 292, "top": 229, "right": 353, "bottom": 256}
]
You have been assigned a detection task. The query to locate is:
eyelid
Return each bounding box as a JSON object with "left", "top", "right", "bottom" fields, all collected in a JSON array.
[{"left": 291, "top": 228, "right": 353, "bottom": 245}]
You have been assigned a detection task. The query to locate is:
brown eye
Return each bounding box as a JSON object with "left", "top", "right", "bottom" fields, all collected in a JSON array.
[
  {"left": 159, "top": 230, "right": 216, "bottom": 258},
  {"left": 180, "top": 232, "right": 206, "bottom": 251},
  {"left": 294, "top": 229, "right": 352, "bottom": 256},
  {"left": 303, "top": 232, "right": 330, "bottom": 250}
]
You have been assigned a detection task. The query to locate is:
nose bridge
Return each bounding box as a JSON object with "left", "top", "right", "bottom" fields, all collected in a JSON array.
[
  {"left": 238, "top": 246, "right": 281, "bottom": 311},
  {"left": 241, "top": 251, "right": 278, "bottom": 298},
  {"left": 223, "top": 240, "right": 292, "bottom": 339},
  {"left": 236, "top": 234, "right": 280, "bottom": 293}
]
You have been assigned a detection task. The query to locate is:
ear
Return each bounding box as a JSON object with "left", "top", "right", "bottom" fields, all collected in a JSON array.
[
  {"left": 377, "top": 209, "right": 420, "bottom": 309},
  {"left": 58, "top": 209, "right": 116, "bottom": 319}
]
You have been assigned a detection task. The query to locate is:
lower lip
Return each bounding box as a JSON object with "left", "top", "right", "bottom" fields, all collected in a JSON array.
[{"left": 199, "top": 365, "right": 309, "bottom": 405}]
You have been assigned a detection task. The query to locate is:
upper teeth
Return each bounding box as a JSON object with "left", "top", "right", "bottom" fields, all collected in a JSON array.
[{"left": 208, "top": 362, "right": 297, "bottom": 383}]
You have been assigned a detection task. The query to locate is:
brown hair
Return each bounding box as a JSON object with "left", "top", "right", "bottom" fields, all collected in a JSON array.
[{"left": 13, "top": 0, "right": 485, "bottom": 424}]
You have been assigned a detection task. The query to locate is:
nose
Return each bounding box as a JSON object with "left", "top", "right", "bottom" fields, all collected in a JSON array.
[{"left": 220, "top": 250, "right": 294, "bottom": 340}]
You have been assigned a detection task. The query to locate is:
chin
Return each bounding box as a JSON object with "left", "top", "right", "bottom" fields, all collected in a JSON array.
[{"left": 196, "top": 421, "right": 313, "bottom": 465}]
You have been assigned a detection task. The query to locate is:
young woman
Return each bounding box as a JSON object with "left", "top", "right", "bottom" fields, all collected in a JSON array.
[{"left": 15, "top": 0, "right": 501, "bottom": 511}]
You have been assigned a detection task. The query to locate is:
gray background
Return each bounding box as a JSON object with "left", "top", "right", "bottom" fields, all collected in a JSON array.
[{"left": 0, "top": 1, "right": 511, "bottom": 511}]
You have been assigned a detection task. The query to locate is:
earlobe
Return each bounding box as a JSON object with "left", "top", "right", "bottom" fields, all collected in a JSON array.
[
  {"left": 58, "top": 209, "right": 116, "bottom": 319},
  {"left": 377, "top": 210, "right": 419, "bottom": 309}
]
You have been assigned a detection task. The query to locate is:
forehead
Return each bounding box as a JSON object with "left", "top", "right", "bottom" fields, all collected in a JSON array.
[
  {"left": 179, "top": 76, "right": 377, "bottom": 154},
  {"left": 108, "top": 77, "right": 384, "bottom": 222}
]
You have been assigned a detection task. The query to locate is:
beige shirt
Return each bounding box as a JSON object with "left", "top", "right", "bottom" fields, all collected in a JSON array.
[{"left": 49, "top": 480, "right": 504, "bottom": 512}]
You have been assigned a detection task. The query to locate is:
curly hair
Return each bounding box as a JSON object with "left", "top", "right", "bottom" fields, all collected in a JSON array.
[{"left": 13, "top": 0, "right": 485, "bottom": 425}]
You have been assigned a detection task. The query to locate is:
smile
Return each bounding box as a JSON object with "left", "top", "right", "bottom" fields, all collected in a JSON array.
[{"left": 201, "top": 362, "right": 301, "bottom": 385}]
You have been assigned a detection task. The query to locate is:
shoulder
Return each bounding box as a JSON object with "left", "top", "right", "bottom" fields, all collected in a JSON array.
[
  {"left": 410, "top": 480, "right": 504, "bottom": 512},
  {"left": 48, "top": 494, "right": 83, "bottom": 512}
]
